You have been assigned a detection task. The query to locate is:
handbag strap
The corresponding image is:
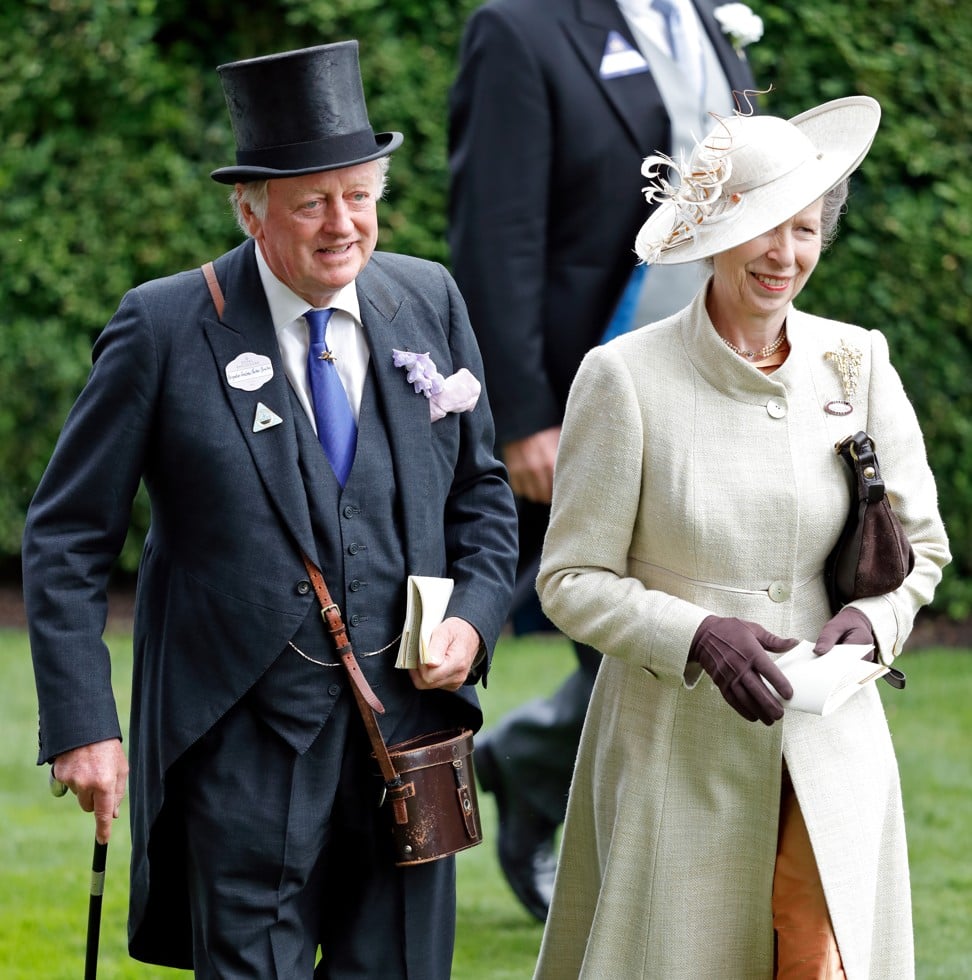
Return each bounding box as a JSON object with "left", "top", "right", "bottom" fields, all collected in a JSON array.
[{"left": 835, "top": 431, "right": 886, "bottom": 504}]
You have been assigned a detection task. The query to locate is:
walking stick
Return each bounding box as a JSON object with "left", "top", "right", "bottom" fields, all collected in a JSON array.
[
  {"left": 50, "top": 770, "right": 109, "bottom": 979},
  {"left": 85, "top": 840, "right": 108, "bottom": 980}
]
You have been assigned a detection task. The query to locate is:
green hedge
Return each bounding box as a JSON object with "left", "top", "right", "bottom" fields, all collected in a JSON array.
[{"left": 2, "top": 0, "right": 968, "bottom": 614}]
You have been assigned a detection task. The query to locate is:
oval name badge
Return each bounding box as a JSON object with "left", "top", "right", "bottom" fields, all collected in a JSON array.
[{"left": 226, "top": 352, "right": 273, "bottom": 392}]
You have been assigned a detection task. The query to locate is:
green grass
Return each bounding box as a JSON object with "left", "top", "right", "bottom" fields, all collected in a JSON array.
[{"left": 2, "top": 628, "right": 969, "bottom": 978}]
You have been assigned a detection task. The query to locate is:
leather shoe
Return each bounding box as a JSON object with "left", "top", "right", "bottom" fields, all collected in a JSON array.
[{"left": 475, "top": 738, "right": 557, "bottom": 922}]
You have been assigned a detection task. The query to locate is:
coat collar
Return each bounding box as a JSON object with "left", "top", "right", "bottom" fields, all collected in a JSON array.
[{"left": 679, "top": 282, "right": 866, "bottom": 421}]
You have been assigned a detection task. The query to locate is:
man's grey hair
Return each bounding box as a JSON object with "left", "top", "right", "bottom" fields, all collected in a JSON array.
[{"left": 231, "top": 156, "right": 391, "bottom": 237}]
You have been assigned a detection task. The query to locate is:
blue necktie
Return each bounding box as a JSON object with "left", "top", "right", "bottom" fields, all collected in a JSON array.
[
  {"left": 305, "top": 308, "right": 357, "bottom": 487},
  {"left": 653, "top": 0, "right": 686, "bottom": 64}
]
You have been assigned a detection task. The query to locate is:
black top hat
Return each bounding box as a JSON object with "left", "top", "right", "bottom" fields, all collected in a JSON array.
[{"left": 210, "top": 40, "right": 403, "bottom": 184}]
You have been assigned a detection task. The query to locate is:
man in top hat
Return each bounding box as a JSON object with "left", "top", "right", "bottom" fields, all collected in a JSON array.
[{"left": 22, "top": 40, "right": 517, "bottom": 978}]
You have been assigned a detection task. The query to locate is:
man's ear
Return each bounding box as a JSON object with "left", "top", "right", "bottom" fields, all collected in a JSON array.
[{"left": 235, "top": 185, "right": 260, "bottom": 236}]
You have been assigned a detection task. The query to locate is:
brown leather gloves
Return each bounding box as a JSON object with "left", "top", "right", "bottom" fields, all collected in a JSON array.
[
  {"left": 690, "top": 616, "right": 797, "bottom": 725},
  {"left": 813, "top": 606, "right": 876, "bottom": 657}
]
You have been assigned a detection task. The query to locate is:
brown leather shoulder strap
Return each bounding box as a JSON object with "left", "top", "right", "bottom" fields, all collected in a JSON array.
[
  {"left": 201, "top": 261, "right": 225, "bottom": 319},
  {"left": 300, "top": 554, "right": 411, "bottom": 815},
  {"left": 300, "top": 554, "right": 385, "bottom": 718}
]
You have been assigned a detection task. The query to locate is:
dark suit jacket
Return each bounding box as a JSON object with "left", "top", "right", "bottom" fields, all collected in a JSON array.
[
  {"left": 448, "top": 0, "right": 757, "bottom": 447},
  {"left": 22, "top": 240, "right": 517, "bottom": 955}
]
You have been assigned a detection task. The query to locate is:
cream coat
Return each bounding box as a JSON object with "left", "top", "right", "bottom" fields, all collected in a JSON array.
[{"left": 535, "top": 288, "right": 950, "bottom": 979}]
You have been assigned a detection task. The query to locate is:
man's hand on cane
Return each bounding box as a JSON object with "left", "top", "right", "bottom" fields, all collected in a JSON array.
[{"left": 50, "top": 739, "right": 129, "bottom": 844}]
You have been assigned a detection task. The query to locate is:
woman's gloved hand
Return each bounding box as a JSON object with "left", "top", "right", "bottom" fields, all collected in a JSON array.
[
  {"left": 690, "top": 616, "right": 797, "bottom": 725},
  {"left": 813, "top": 607, "right": 875, "bottom": 659}
]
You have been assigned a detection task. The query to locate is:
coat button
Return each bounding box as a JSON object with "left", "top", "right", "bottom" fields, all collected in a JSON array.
[
  {"left": 349, "top": 614, "right": 361, "bottom": 626},
  {"left": 766, "top": 398, "right": 787, "bottom": 419},
  {"left": 296, "top": 580, "right": 311, "bottom": 595},
  {"left": 768, "top": 581, "right": 790, "bottom": 602},
  {"left": 343, "top": 505, "right": 358, "bottom": 518},
  {"left": 348, "top": 542, "right": 360, "bottom": 555},
  {"left": 349, "top": 579, "right": 361, "bottom": 592},
  {"left": 328, "top": 684, "right": 341, "bottom": 697}
]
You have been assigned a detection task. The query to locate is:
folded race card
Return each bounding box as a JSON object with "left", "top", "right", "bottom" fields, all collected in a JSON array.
[
  {"left": 765, "top": 642, "right": 888, "bottom": 716},
  {"left": 395, "top": 576, "right": 454, "bottom": 669}
]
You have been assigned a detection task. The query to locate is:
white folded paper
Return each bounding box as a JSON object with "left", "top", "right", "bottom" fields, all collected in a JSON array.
[
  {"left": 395, "top": 575, "right": 455, "bottom": 669},
  {"left": 766, "top": 641, "right": 887, "bottom": 716}
]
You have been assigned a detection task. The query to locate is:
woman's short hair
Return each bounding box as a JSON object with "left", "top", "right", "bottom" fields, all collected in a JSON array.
[
  {"left": 820, "top": 178, "right": 849, "bottom": 249},
  {"left": 231, "top": 156, "right": 390, "bottom": 237}
]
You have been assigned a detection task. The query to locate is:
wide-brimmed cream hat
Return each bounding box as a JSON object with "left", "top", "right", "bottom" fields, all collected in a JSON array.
[{"left": 634, "top": 96, "right": 881, "bottom": 265}]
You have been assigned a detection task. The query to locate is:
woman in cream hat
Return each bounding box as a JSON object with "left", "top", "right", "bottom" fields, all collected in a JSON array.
[{"left": 534, "top": 97, "right": 950, "bottom": 978}]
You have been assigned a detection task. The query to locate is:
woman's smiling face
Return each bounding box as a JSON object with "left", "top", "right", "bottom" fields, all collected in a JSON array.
[{"left": 709, "top": 198, "right": 825, "bottom": 326}]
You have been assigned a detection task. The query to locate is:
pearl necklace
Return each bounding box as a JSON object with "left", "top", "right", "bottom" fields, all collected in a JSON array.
[{"left": 721, "top": 327, "right": 787, "bottom": 360}]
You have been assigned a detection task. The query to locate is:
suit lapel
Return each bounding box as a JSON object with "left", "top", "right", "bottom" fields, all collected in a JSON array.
[
  {"left": 355, "top": 260, "right": 433, "bottom": 573},
  {"left": 200, "top": 243, "right": 318, "bottom": 563},
  {"left": 567, "top": 0, "right": 666, "bottom": 156}
]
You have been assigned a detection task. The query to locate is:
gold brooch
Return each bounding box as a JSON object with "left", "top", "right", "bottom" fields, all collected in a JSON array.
[{"left": 824, "top": 340, "right": 862, "bottom": 399}]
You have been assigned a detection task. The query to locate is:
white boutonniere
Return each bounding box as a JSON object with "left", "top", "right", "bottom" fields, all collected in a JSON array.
[
  {"left": 392, "top": 349, "right": 481, "bottom": 422},
  {"left": 713, "top": 3, "right": 764, "bottom": 57}
]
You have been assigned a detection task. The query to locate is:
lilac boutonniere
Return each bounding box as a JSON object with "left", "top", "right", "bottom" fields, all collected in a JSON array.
[{"left": 392, "top": 349, "right": 481, "bottom": 422}]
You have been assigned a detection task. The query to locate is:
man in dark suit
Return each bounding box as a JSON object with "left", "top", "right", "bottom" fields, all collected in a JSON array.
[
  {"left": 23, "top": 41, "right": 517, "bottom": 978},
  {"left": 448, "top": 0, "right": 758, "bottom": 920}
]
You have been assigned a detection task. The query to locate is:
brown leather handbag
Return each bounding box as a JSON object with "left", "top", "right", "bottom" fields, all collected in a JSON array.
[
  {"left": 825, "top": 431, "right": 915, "bottom": 612},
  {"left": 300, "top": 555, "right": 483, "bottom": 867}
]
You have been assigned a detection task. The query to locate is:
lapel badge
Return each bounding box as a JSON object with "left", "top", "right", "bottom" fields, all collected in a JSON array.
[
  {"left": 253, "top": 402, "right": 283, "bottom": 433},
  {"left": 226, "top": 352, "right": 273, "bottom": 391}
]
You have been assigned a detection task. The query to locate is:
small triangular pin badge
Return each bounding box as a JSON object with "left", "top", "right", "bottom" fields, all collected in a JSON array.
[{"left": 252, "top": 402, "right": 283, "bottom": 433}]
